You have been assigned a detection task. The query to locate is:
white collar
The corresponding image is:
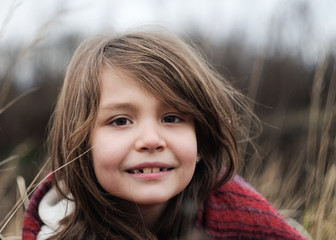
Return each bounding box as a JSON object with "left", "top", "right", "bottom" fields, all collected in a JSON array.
[{"left": 37, "top": 183, "right": 74, "bottom": 240}]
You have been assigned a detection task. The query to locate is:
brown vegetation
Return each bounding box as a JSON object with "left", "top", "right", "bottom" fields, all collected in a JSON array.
[{"left": 0, "top": 3, "right": 335, "bottom": 239}]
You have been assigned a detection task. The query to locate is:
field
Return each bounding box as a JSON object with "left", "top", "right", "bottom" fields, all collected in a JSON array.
[{"left": 1, "top": 3, "right": 336, "bottom": 239}]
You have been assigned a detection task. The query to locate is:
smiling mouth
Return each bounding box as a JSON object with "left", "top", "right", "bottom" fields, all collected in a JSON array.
[{"left": 127, "top": 168, "right": 173, "bottom": 174}]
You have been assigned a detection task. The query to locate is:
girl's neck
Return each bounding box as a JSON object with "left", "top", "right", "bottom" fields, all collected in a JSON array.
[
  {"left": 137, "top": 202, "right": 168, "bottom": 229},
  {"left": 113, "top": 197, "right": 168, "bottom": 230}
]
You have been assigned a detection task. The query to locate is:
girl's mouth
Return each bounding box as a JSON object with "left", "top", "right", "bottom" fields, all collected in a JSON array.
[{"left": 127, "top": 168, "right": 173, "bottom": 174}]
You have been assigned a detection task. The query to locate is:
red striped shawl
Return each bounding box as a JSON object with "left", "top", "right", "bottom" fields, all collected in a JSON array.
[{"left": 22, "top": 176, "right": 307, "bottom": 239}]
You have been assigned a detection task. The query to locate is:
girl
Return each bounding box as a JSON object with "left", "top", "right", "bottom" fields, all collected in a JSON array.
[{"left": 23, "top": 29, "right": 307, "bottom": 240}]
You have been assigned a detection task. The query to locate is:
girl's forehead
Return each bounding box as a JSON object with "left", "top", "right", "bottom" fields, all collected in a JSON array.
[
  {"left": 100, "top": 66, "right": 190, "bottom": 112},
  {"left": 100, "top": 66, "right": 148, "bottom": 92},
  {"left": 100, "top": 66, "right": 162, "bottom": 99}
]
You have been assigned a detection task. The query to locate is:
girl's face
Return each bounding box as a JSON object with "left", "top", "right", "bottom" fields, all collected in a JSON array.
[{"left": 91, "top": 67, "right": 197, "bottom": 211}]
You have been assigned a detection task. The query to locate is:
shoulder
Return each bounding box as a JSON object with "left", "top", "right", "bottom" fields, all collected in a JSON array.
[
  {"left": 197, "top": 175, "right": 307, "bottom": 240},
  {"left": 22, "top": 176, "right": 52, "bottom": 240}
]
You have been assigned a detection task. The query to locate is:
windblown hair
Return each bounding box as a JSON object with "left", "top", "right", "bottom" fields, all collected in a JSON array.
[{"left": 48, "top": 29, "right": 254, "bottom": 239}]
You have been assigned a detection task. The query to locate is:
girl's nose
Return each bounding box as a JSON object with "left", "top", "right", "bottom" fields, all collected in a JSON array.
[{"left": 135, "top": 123, "right": 166, "bottom": 152}]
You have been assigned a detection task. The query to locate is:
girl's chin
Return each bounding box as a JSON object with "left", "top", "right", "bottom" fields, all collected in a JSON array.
[
  {"left": 130, "top": 196, "right": 172, "bottom": 207},
  {"left": 107, "top": 192, "right": 172, "bottom": 208}
]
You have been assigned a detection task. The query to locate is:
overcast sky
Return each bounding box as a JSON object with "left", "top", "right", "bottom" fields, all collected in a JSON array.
[{"left": 0, "top": 0, "right": 335, "bottom": 64}]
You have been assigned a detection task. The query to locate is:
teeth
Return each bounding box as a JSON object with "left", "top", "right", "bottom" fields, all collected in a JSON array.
[
  {"left": 128, "top": 167, "right": 171, "bottom": 174},
  {"left": 143, "top": 168, "right": 151, "bottom": 173}
]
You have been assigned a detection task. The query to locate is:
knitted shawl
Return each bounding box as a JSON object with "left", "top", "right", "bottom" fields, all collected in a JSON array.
[{"left": 22, "top": 176, "right": 307, "bottom": 240}]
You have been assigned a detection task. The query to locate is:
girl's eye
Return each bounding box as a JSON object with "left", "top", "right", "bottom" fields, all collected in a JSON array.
[
  {"left": 110, "top": 117, "right": 132, "bottom": 126},
  {"left": 162, "top": 115, "right": 182, "bottom": 123}
]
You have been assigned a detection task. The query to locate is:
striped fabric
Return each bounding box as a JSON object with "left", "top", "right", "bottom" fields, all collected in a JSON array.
[
  {"left": 22, "top": 178, "right": 52, "bottom": 240},
  {"left": 22, "top": 176, "right": 307, "bottom": 240},
  {"left": 196, "top": 175, "right": 307, "bottom": 239}
]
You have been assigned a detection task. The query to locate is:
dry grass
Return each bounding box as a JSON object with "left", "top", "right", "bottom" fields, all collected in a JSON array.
[
  {"left": 0, "top": 158, "right": 24, "bottom": 240},
  {"left": 241, "top": 54, "right": 336, "bottom": 240}
]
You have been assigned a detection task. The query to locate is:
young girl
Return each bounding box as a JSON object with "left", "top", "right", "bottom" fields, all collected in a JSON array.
[{"left": 23, "top": 29, "right": 307, "bottom": 240}]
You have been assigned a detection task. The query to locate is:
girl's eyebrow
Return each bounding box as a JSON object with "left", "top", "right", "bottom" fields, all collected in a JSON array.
[
  {"left": 99, "top": 102, "right": 137, "bottom": 112},
  {"left": 99, "top": 101, "right": 178, "bottom": 114}
]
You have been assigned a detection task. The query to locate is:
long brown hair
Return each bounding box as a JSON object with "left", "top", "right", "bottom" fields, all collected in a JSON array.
[{"left": 47, "top": 28, "right": 253, "bottom": 239}]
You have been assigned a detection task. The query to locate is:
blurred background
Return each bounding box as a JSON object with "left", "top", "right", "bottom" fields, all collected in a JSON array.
[{"left": 1, "top": 0, "right": 335, "bottom": 239}]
